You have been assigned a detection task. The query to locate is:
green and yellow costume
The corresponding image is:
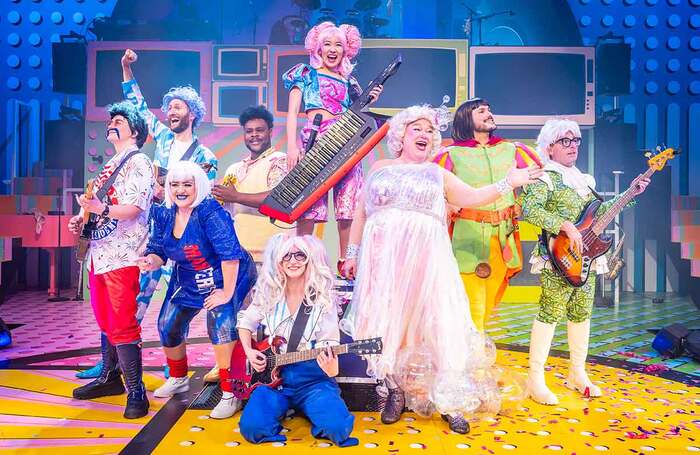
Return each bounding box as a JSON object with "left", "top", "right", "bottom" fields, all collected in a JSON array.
[
  {"left": 521, "top": 164, "right": 634, "bottom": 405},
  {"left": 434, "top": 137, "right": 538, "bottom": 332}
]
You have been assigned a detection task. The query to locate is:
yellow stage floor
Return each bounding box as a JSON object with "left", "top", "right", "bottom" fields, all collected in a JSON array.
[{"left": 3, "top": 350, "right": 697, "bottom": 454}]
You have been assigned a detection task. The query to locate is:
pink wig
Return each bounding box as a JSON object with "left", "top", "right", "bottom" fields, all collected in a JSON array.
[{"left": 304, "top": 21, "right": 361, "bottom": 79}]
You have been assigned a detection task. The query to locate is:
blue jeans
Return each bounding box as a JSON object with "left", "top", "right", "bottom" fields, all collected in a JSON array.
[{"left": 239, "top": 360, "right": 357, "bottom": 447}]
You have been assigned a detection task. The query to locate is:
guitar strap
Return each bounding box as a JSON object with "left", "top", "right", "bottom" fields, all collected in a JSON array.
[
  {"left": 588, "top": 185, "right": 604, "bottom": 202},
  {"left": 286, "top": 300, "right": 311, "bottom": 353},
  {"left": 95, "top": 150, "right": 141, "bottom": 202},
  {"left": 179, "top": 139, "right": 199, "bottom": 162}
]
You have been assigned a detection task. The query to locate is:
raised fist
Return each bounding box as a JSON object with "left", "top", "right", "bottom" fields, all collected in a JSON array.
[{"left": 122, "top": 49, "right": 137, "bottom": 66}]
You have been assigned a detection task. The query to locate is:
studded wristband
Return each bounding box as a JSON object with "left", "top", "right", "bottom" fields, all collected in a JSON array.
[
  {"left": 345, "top": 243, "right": 360, "bottom": 260},
  {"left": 495, "top": 178, "right": 514, "bottom": 196}
]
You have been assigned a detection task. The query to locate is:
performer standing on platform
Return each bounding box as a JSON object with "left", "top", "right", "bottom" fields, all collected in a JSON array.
[
  {"left": 136, "top": 161, "right": 256, "bottom": 419},
  {"left": 212, "top": 105, "right": 289, "bottom": 265},
  {"left": 69, "top": 101, "right": 153, "bottom": 419},
  {"left": 237, "top": 234, "right": 358, "bottom": 447},
  {"left": 434, "top": 98, "right": 536, "bottom": 332},
  {"left": 283, "top": 21, "right": 382, "bottom": 275},
  {"left": 341, "top": 105, "right": 542, "bottom": 433},
  {"left": 521, "top": 118, "right": 649, "bottom": 405}
]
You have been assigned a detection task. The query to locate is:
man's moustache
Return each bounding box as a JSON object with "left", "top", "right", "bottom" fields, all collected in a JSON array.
[{"left": 105, "top": 128, "right": 121, "bottom": 139}]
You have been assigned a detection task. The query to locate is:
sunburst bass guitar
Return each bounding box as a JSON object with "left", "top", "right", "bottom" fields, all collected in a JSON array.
[{"left": 546, "top": 146, "right": 676, "bottom": 287}]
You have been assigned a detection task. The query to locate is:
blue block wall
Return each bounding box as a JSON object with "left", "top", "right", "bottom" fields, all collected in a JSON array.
[{"left": 1, "top": 0, "right": 118, "bottom": 178}]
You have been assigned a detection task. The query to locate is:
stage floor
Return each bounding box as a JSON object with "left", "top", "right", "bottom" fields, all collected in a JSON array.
[{"left": 0, "top": 290, "right": 698, "bottom": 454}]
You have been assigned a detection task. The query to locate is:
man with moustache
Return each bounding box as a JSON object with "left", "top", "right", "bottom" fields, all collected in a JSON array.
[
  {"left": 434, "top": 98, "right": 536, "bottom": 332},
  {"left": 75, "top": 49, "right": 221, "bottom": 382},
  {"left": 69, "top": 101, "right": 154, "bottom": 419},
  {"left": 212, "top": 106, "right": 289, "bottom": 265}
]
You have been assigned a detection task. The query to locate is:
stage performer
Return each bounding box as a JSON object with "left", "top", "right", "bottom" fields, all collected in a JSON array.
[
  {"left": 136, "top": 161, "right": 256, "bottom": 419},
  {"left": 237, "top": 234, "right": 358, "bottom": 447},
  {"left": 521, "top": 118, "right": 649, "bottom": 405},
  {"left": 76, "top": 48, "right": 221, "bottom": 381},
  {"left": 69, "top": 101, "right": 154, "bottom": 419},
  {"left": 212, "top": 105, "right": 289, "bottom": 265},
  {"left": 433, "top": 98, "right": 540, "bottom": 332},
  {"left": 283, "top": 21, "right": 382, "bottom": 275},
  {"left": 341, "top": 105, "right": 542, "bottom": 433}
]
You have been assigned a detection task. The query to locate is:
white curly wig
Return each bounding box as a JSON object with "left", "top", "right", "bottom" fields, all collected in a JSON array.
[
  {"left": 535, "top": 118, "right": 582, "bottom": 163},
  {"left": 386, "top": 104, "right": 449, "bottom": 158}
]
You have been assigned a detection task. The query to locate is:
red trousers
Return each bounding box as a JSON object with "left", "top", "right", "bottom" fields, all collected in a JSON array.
[{"left": 88, "top": 265, "right": 141, "bottom": 345}]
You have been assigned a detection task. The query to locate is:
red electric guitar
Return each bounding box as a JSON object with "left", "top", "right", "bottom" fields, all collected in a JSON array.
[
  {"left": 547, "top": 146, "right": 676, "bottom": 287},
  {"left": 230, "top": 336, "right": 382, "bottom": 399}
]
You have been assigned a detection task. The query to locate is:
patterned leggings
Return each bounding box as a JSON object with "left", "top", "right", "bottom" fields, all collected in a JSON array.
[{"left": 535, "top": 269, "right": 596, "bottom": 324}]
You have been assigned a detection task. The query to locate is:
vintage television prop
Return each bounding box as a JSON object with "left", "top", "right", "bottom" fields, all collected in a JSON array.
[
  {"left": 470, "top": 46, "right": 595, "bottom": 126},
  {"left": 356, "top": 39, "right": 468, "bottom": 115},
  {"left": 87, "top": 41, "right": 212, "bottom": 122},
  {"left": 212, "top": 82, "right": 267, "bottom": 125},
  {"left": 213, "top": 45, "right": 268, "bottom": 81}
]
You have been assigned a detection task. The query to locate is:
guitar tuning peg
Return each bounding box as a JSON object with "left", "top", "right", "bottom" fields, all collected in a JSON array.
[{"left": 644, "top": 151, "right": 652, "bottom": 158}]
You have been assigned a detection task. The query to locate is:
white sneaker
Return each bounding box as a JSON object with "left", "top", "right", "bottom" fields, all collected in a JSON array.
[
  {"left": 210, "top": 392, "right": 242, "bottom": 419},
  {"left": 154, "top": 376, "right": 190, "bottom": 398}
]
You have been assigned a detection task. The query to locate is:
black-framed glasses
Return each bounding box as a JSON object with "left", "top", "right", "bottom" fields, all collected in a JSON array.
[
  {"left": 555, "top": 137, "right": 582, "bottom": 148},
  {"left": 282, "top": 251, "right": 308, "bottom": 263}
]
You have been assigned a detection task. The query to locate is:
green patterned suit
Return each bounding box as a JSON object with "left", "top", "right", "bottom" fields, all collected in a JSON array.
[{"left": 521, "top": 171, "right": 631, "bottom": 324}]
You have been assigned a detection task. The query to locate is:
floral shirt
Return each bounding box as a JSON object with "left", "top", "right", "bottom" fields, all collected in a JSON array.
[
  {"left": 88, "top": 146, "right": 154, "bottom": 275},
  {"left": 122, "top": 79, "right": 218, "bottom": 179}
]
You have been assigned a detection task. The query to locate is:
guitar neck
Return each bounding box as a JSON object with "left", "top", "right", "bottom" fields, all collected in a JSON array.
[
  {"left": 273, "top": 344, "right": 350, "bottom": 367},
  {"left": 355, "top": 55, "right": 400, "bottom": 109},
  {"left": 591, "top": 166, "right": 654, "bottom": 235}
]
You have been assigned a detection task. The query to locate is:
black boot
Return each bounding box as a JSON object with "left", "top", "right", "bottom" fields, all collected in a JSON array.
[
  {"left": 381, "top": 387, "right": 405, "bottom": 424},
  {"left": 73, "top": 333, "right": 125, "bottom": 400},
  {"left": 442, "top": 413, "right": 470, "bottom": 434},
  {"left": 116, "top": 342, "right": 149, "bottom": 419}
]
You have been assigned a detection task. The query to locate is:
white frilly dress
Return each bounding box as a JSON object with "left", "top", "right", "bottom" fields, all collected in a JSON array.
[{"left": 341, "top": 162, "right": 490, "bottom": 414}]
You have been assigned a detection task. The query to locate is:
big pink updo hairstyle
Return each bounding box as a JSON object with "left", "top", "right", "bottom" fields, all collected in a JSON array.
[{"left": 304, "top": 21, "right": 361, "bottom": 79}]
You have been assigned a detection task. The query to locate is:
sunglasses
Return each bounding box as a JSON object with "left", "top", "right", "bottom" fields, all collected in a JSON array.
[
  {"left": 555, "top": 137, "right": 582, "bottom": 148},
  {"left": 282, "top": 251, "right": 308, "bottom": 263}
]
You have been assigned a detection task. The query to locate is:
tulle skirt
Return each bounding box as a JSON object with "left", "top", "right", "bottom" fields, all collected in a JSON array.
[{"left": 341, "top": 206, "right": 493, "bottom": 415}]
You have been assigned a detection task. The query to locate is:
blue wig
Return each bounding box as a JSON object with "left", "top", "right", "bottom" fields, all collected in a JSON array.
[
  {"left": 161, "top": 86, "right": 206, "bottom": 129},
  {"left": 107, "top": 101, "right": 148, "bottom": 148}
]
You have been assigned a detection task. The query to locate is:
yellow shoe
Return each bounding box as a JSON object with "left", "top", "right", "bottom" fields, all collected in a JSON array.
[{"left": 203, "top": 366, "right": 219, "bottom": 383}]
